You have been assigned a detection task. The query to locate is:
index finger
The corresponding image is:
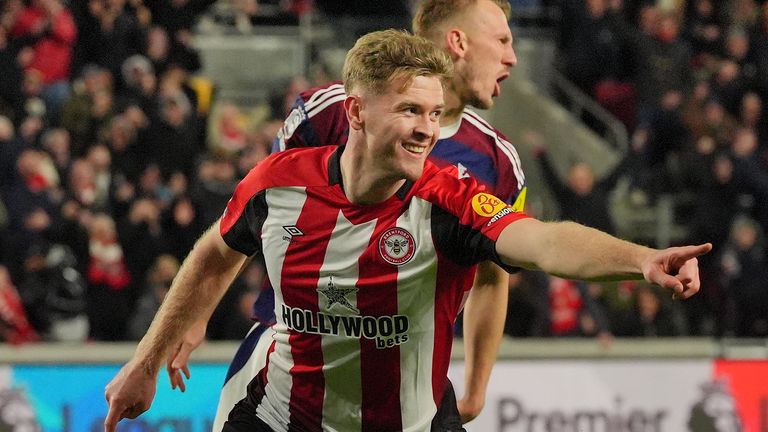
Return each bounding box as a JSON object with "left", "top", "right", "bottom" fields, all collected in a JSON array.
[
  {"left": 103, "top": 401, "right": 124, "bottom": 432},
  {"left": 675, "top": 243, "right": 712, "bottom": 260}
]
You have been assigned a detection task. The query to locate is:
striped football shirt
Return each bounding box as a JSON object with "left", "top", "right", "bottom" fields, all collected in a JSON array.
[{"left": 220, "top": 145, "right": 528, "bottom": 431}]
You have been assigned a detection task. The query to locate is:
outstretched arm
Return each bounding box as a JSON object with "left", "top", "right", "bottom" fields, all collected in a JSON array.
[
  {"left": 496, "top": 219, "right": 711, "bottom": 298},
  {"left": 104, "top": 221, "right": 247, "bottom": 432},
  {"left": 458, "top": 261, "right": 508, "bottom": 423}
]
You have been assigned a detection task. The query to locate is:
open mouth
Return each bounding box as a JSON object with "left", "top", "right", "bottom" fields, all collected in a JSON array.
[
  {"left": 403, "top": 143, "right": 426, "bottom": 154},
  {"left": 494, "top": 74, "right": 509, "bottom": 97}
]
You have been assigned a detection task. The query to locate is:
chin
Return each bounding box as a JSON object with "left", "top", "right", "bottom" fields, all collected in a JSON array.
[
  {"left": 467, "top": 93, "right": 494, "bottom": 110},
  {"left": 403, "top": 166, "right": 425, "bottom": 182},
  {"left": 404, "top": 172, "right": 422, "bottom": 182}
]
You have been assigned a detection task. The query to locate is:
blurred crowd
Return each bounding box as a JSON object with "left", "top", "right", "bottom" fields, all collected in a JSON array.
[
  {"left": 0, "top": 0, "right": 315, "bottom": 344},
  {"left": 527, "top": 0, "right": 768, "bottom": 340},
  {"left": 1, "top": 0, "right": 767, "bottom": 345}
]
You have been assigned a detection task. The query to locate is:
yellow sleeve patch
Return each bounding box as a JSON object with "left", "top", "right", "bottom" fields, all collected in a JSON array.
[{"left": 471, "top": 192, "right": 507, "bottom": 217}]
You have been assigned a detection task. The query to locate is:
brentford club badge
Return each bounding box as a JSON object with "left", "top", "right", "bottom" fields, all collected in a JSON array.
[{"left": 379, "top": 227, "right": 416, "bottom": 265}]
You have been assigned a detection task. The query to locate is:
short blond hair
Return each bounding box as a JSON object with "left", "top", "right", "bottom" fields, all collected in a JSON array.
[
  {"left": 342, "top": 29, "right": 453, "bottom": 94},
  {"left": 413, "top": 0, "right": 512, "bottom": 40}
]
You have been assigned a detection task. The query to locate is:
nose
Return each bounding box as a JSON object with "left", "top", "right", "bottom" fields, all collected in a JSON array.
[
  {"left": 413, "top": 113, "right": 435, "bottom": 142},
  {"left": 504, "top": 45, "right": 517, "bottom": 68}
]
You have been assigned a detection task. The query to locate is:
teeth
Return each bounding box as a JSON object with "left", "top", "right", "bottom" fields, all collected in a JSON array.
[{"left": 403, "top": 144, "right": 425, "bottom": 154}]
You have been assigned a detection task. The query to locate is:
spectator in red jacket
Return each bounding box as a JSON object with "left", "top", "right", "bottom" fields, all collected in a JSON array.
[{"left": 9, "top": 0, "right": 76, "bottom": 124}]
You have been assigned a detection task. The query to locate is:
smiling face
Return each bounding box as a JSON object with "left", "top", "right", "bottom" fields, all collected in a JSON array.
[
  {"left": 352, "top": 74, "right": 445, "bottom": 183},
  {"left": 452, "top": 0, "right": 516, "bottom": 109}
]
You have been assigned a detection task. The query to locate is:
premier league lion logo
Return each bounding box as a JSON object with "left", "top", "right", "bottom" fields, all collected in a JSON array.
[{"left": 688, "top": 380, "right": 742, "bottom": 432}]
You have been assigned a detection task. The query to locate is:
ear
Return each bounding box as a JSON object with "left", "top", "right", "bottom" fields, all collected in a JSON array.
[
  {"left": 344, "top": 95, "right": 364, "bottom": 130},
  {"left": 444, "top": 29, "right": 467, "bottom": 60}
]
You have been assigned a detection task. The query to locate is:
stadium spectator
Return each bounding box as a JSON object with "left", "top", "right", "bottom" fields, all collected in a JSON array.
[
  {"left": 719, "top": 215, "right": 768, "bottom": 337},
  {"left": 60, "top": 64, "right": 114, "bottom": 155},
  {"left": 127, "top": 253, "right": 179, "bottom": 340},
  {"left": 750, "top": 3, "right": 768, "bottom": 97},
  {"left": 40, "top": 127, "right": 72, "bottom": 180},
  {"left": 634, "top": 10, "right": 692, "bottom": 123},
  {"left": 85, "top": 213, "right": 131, "bottom": 340},
  {"left": 683, "top": 0, "right": 724, "bottom": 59},
  {"left": 709, "top": 59, "right": 748, "bottom": 117},
  {"left": 71, "top": 0, "right": 145, "bottom": 88},
  {"left": 738, "top": 91, "right": 767, "bottom": 142},
  {"left": 145, "top": 24, "right": 200, "bottom": 76},
  {"left": 161, "top": 195, "right": 205, "bottom": 262},
  {"left": 18, "top": 243, "right": 88, "bottom": 341},
  {"left": 729, "top": 127, "right": 768, "bottom": 230},
  {"left": 0, "top": 264, "right": 39, "bottom": 344},
  {"left": 0, "top": 25, "right": 24, "bottom": 122},
  {"left": 66, "top": 158, "right": 105, "bottom": 212},
  {"left": 189, "top": 156, "right": 237, "bottom": 228},
  {"left": 146, "top": 0, "right": 217, "bottom": 46},
  {"left": 614, "top": 282, "right": 687, "bottom": 337},
  {"left": 117, "top": 196, "right": 164, "bottom": 291},
  {"left": 207, "top": 259, "right": 264, "bottom": 340},
  {"left": 8, "top": 0, "right": 77, "bottom": 125},
  {"left": 144, "top": 88, "right": 199, "bottom": 178},
  {"left": 104, "top": 114, "right": 142, "bottom": 184},
  {"left": 559, "top": 0, "right": 634, "bottom": 96},
  {"left": 531, "top": 131, "right": 625, "bottom": 235}
]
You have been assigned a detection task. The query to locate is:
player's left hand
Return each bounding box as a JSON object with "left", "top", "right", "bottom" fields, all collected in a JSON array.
[
  {"left": 167, "top": 319, "right": 207, "bottom": 392},
  {"left": 104, "top": 360, "right": 157, "bottom": 432},
  {"left": 641, "top": 243, "right": 712, "bottom": 299}
]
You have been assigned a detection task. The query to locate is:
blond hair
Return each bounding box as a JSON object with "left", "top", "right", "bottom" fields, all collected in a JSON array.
[
  {"left": 413, "top": 0, "right": 512, "bottom": 40},
  {"left": 342, "top": 29, "right": 453, "bottom": 94}
]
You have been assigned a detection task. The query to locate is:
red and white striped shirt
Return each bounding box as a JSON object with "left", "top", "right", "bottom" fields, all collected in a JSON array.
[{"left": 220, "top": 145, "right": 529, "bottom": 431}]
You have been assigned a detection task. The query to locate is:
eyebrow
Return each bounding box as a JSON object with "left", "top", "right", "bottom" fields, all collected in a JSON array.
[{"left": 394, "top": 102, "right": 445, "bottom": 111}]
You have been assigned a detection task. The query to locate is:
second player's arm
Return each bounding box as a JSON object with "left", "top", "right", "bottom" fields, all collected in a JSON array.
[
  {"left": 458, "top": 261, "right": 508, "bottom": 423},
  {"left": 166, "top": 253, "right": 254, "bottom": 392}
]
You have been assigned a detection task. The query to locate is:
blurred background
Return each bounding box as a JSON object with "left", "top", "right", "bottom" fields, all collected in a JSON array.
[{"left": 0, "top": 0, "right": 767, "bottom": 430}]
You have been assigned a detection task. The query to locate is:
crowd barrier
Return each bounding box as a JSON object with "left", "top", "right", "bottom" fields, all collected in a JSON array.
[{"left": 1, "top": 338, "right": 766, "bottom": 431}]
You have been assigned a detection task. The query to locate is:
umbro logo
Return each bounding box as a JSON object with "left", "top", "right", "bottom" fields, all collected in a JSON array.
[{"left": 282, "top": 225, "right": 304, "bottom": 241}]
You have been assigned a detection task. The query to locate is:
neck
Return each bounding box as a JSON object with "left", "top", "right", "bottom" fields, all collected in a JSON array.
[
  {"left": 339, "top": 142, "right": 404, "bottom": 205},
  {"left": 441, "top": 85, "right": 465, "bottom": 126}
]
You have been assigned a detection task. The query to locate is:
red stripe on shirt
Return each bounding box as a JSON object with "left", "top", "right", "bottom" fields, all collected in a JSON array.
[{"left": 356, "top": 215, "right": 404, "bottom": 431}]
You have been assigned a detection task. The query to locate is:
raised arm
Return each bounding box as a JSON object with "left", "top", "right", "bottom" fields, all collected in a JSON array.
[
  {"left": 496, "top": 218, "right": 711, "bottom": 298},
  {"left": 104, "top": 220, "right": 247, "bottom": 432}
]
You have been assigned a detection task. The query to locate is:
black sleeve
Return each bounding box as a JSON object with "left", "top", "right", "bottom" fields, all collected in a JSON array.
[
  {"left": 431, "top": 206, "right": 519, "bottom": 273},
  {"left": 221, "top": 190, "right": 268, "bottom": 257}
]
